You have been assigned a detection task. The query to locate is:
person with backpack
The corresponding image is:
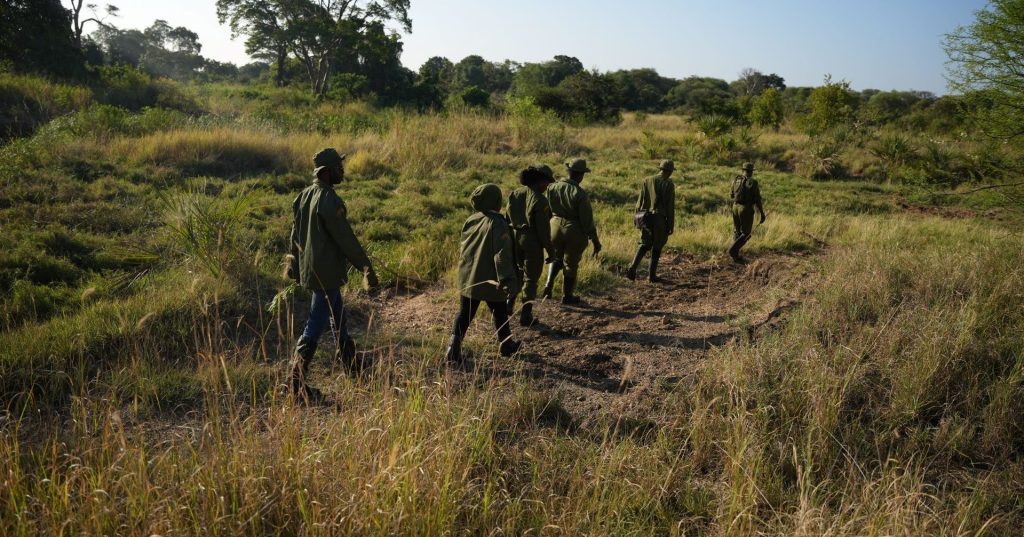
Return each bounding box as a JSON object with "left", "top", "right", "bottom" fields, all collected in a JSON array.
[
  {"left": 729, "top": 162, "right": 767, "bottom": 263},
  {"left": 626, "top": 160, "right": 676, "bottom": 282},
  {"left": 505, "top": 164, "right": 556, "bottom": 326}
]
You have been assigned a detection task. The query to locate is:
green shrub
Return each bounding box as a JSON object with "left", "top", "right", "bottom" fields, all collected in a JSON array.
[
  {"left": 507, "top": 96, "right": 568, "bottom": 154},
  {"left": 0, "top": 73, "right": 93, "bottom": 137},
  {"left": 93, "top": 65, "right": 196, "bottom": 112}
]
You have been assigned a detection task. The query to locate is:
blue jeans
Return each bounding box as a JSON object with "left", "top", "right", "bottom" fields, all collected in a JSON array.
[
  {"left": 302, "top": 289, "right": 347, "bottom": 346},
  {"left": 293, "top": 289, "right": 349, "bottom": 376}
]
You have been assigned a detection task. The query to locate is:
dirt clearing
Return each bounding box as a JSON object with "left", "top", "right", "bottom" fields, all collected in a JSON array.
[{"left": 375, "top": 252, "right": 817, "bottom": 430}]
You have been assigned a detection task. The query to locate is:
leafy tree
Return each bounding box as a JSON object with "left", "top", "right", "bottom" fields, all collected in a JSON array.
[
  {"left": 748, "top": 87, "right": 784, "bottom": 129},
  {"left": 557, "top": 70, "right": 622, "bottom": 124},
  {"left": 608, "top": 68, "right": 677, "bottom": 112},
  {"left": 861, "top": 91, "right": 933, "bottom": 125},
  {"left": 288, "top": 0, "right": 411, "bottom": 96},
  {"left": 448, "top": 55, "right": 514, "bottom": 94},
  {"left": 93, "top": 20, "right": 206, "bottom": 80},
  {"left": 217, "top": 0, "right": 411, "bottom": 96},
  {"left": 801, "top": 76, "right": 858, "bottom": 135},
  {"left": 0, "top": 0, "right": 85, "bottom": 78},
  {"left": 216, "top": 0, "right": 293, "bottom": 86},
  {"left": 512, "top": 55, "right": 583, "bottom": 95},
  {"left": 731, "top": 68, "right": 786, "bottom": 96},
  {"left": 418, "top": 56, "right": 452, "bottom": 85},
  {"left": 663, "top": 76, "right": 738, "bottom": 118},
  {"left": 457, "top": 86, "right": 490, "bottom": 108},
  {"left": 945, "top": 0, "right": 1024, "bottom": 138}
]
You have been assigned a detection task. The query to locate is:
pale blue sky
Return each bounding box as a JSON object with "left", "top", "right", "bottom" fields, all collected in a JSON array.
[{"left": 89, "top": 0, "right": 989, "bottom": 93}]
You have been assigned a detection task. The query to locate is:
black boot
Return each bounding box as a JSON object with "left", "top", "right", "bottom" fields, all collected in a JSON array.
[
  {"left": 519, "top": 302, "right": 535, "bottom": 327},
  {"left": 499, "top": 338, "right": 522, "bottom": 357},
  {"left": 561, "top": 274, "right": 581, "bottom": 305},
  {"left": 444, "top": 334, "right": 463, "bottom": 363},
  {"left": 541, "top": 262, "right": 561, "bottom": 299},
  {"left": 648, "top": 248, "right": 662, "bottom": 283},
  {"left": 729, "top": 234, "right": 750, "bottom": 263},
  {"left": 289, "top": 343, "right": 325, "bottom": 404},
  {"left": 626, "top": 245, "right": 650, "bottom": 281}
]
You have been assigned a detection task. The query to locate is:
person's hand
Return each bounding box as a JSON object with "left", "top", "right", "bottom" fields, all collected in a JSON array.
[
  {"left": 592, "top": 240, "right": 603, "bottom": 256},
  {"left": 285, "top": 254, "right": 299, "bottom": 282},
  {"left": 364, "top": 267, "right": 380, "bottom": 291},
  {"left": 760, "top": 213, "right": 767, "bottom": 224}
]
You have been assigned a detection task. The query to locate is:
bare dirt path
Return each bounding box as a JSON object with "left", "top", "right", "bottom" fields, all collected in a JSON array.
[{"left": 375, "top": 252, "right": 817, "bottom": 430}]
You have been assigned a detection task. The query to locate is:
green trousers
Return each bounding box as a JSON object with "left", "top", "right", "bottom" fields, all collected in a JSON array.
[
  {"left": 550, "top": 217, "right": 589, "bottom": 280},
  {"left": 640, "top": 214, "right": 669, "bottom": 249},
  {"left": 514, "top": 231, "right": 545, "bottom": 302},
  {"left": 732, "top": 204, "right": 755, "bottom": 239}
]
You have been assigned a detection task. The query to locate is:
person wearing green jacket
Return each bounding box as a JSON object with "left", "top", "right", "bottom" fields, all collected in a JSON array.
[
  {"left": 445, "top": 183, "right": 522, "bottom": 363},
  {"left": 287, "top": 148, "right": 379, "bottom": 403},
  {"left": 505, "top": 164, "right": 556, "bottom": 326},
  {"left": 626, "top": 160, "right": 676, "bottom": 283},
  {"left": 543, "top": 159, "right": 601, "bottom": 305}
]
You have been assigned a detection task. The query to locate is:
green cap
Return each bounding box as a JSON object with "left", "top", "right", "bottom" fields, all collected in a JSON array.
[
  {"left": 313, "top": 147, "right": 346, "bottom": 176},
  {"left": 742, "top": 162, "right": 754, "bottom": 171},
  {"left": 566, "top": 158, "right": 591, "bottom": 173},
  {"left": 659, "top": 159, "right": 675, "bottom": 171}
]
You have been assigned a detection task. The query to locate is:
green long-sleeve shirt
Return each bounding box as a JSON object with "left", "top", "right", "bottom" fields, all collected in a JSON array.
[
  {"left": 636, "top": 175, "right": 676, "bottom": 233},
  {"left": 290, "top": 180, "right": 372, "bottom": 290},
  {"left": 505, "top": 185, "right": 555, "bottom": 258},
  {"left": 547, "top": 179, "right": 599, "bottom": 243}
]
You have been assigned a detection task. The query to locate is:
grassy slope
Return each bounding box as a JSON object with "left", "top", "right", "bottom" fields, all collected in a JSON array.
[{"left": 1, "top": 81, "right": 1023, "bottom": 534}]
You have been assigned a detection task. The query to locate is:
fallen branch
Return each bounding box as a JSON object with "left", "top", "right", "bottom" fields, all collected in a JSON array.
[{"left": 955, "top": 181, "right": 1024, "bottom": 195}]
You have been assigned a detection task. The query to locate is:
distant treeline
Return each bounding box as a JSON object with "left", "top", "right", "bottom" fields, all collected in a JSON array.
[{"left": 0, "top": 0, "right": 1001, "bottom": 137}]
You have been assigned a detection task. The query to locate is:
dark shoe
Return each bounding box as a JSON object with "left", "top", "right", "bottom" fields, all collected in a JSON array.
[
  {"left": 626, "top": 245, "right": 649, "bottom": 281},
  {"left": 648, "top": 249, "right": 662, "bottom": 283},
  {"left": 562, "top": 275, "right": 580, "bottom": 304},
  {"left": 444, "top": 335, "right": 463, "bottom": 364},
  {"left": 499, "top": 339, "right": 521, "bottom": 357},
  {"left": 519, "top": 303, "right": 535, "bottom": 327},
  {"left": 291, "top": 381, "right": 326, "bottom": 406}
]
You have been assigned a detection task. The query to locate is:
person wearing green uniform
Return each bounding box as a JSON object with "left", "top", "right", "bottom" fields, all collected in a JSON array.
[
  {"left": 445, "top": 183, "right": 522, "bottom": 363},
  {"left": 287, "top": 148, "right": 379, "bottom": 403},
  {"left": 729, "top": 162, "right": 767, "bottom": 263},
  {"left": 626, "top": 160, "right": 676, "bottom": 283},
  {"left": 505, "top": 164, "right": 556, "bottom": 326},
  {"left": 543, "top": 159, "right": 601, "bottom": 305}
]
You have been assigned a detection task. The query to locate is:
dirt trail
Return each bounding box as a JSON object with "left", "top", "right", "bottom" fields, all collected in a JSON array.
[{"left": 377, "top": 252, "right": 815, "bottom": 429}]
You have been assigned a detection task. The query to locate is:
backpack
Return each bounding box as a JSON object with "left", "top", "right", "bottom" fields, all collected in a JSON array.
[
  {"left": 732, "top": 175, "right": 754, "bottom": 205},
  {"left": 505, "top": 189, "right": 529, "bottom": 230}
]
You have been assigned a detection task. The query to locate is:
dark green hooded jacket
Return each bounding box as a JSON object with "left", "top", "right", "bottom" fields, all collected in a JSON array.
[
  {"left": 457, "top": 184, "right": 519, "bottom": 302},
  {"left": 289, "top": 180, "right": 372, "bottom": 290}
]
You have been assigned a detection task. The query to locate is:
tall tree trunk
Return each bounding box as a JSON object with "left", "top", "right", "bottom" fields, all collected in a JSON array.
[{"left": 275, "top": 44, "right": 286, "bottom": 87}]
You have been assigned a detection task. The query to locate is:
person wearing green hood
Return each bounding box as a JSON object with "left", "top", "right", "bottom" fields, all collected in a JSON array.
[
  {"left": 543, "top": 159, "right": 601, "bottom": 305},
  {"left": 287, "top": 148, "right": 379, "bottom": 403},
  {"left": 445, "top": 183, "right": 522, "bottom": 362},
  {"left": 505, "top": 164, "right": 556, "bottom": 327}
]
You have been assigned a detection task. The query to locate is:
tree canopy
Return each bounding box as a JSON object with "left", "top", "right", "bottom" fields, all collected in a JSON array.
[{"left": 945, "top": 0, "right": 1024, "bottom": 138}]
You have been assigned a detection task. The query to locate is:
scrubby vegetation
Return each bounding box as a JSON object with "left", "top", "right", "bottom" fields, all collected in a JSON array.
[
  {"left": 2, "top": 1, "right": 1024, "bottom": 534},
  {"left": 0, "top": 68, "right": 1022, "bottom": 534}
]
